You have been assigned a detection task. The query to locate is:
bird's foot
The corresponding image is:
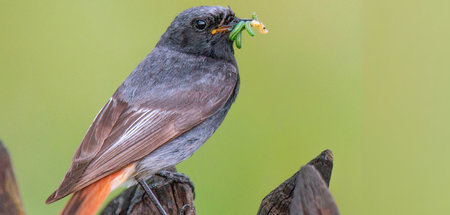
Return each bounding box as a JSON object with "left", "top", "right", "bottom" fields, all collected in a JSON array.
[
  {"left": 179, "top": 204, "right": 192, "bottom": 215},
  {"left": 156, "top": 170, "right": 195, "bottom": 196},
  {"left": 136, "top": 178, "right": 168, "bottom": 215}
]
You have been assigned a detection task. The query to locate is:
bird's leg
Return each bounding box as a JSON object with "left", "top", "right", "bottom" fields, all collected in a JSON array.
[
  {"left": 136, "top": 178, "right": 168, "bottom": 215},
  {"left": 156, "top": 170, "right": 195, "bottom": 196},
  {"left": 156, "top": 170, "right": 195, "bottom": 214},
  {"left": 178, "top": 204, "right": 191, "bottom": 215}
]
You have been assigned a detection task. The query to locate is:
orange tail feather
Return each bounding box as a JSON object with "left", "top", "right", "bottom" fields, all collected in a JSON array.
[{"left": 60, "top": 164, "right": 135, "bottom": 215}]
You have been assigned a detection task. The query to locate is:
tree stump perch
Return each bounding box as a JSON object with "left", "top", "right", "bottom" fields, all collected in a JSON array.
[
  {"left": 101, "top": 167, "right": 196, "bottom": 215},
  {"left": 289, "top": 165, "right": 339, "bottom": 215},
  {"left": 0, "top": 138, "right": 339, "bottom": 215},
  {"left": 0, "top": 140, "right": 25, "bottom": 215},
  {"left": 101, "top": 149, "right": 338, "bottom": 215},
  {"left": 257, "top": 149, "right": 338, "bottom": 215}
]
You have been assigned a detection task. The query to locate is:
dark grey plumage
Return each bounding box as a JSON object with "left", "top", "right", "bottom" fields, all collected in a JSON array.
[{"left": 47, "top": 5, "right": 241, "bottom": 204}]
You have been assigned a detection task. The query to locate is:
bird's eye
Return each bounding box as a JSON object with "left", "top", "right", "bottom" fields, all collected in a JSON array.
[{"left": 193, "top": 19, "right": 207, "bottom": 30}]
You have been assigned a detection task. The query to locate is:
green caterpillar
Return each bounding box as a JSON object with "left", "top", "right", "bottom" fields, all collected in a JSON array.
[{"left": 229, "top": 12, "right": 268, "bottom": 49}]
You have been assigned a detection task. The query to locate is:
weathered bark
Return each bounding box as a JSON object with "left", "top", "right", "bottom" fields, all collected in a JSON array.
[
  {"left": 100, "top": 149, "right": 339, "bottom": 215},
  {"left": 0, "top": 140, "right": 25, "bottom": 215},
  {"left": 0, "top": 136, "right": 340, "bottom": 215},
  {"left": 101, "top": 167, "right": 195, "bottom": 215},
  {"left": 289, "top": 165, "right": 339, "bottom": 215},
  {"left": 257, "top": 149, "right": 339, "bottom": 215}
]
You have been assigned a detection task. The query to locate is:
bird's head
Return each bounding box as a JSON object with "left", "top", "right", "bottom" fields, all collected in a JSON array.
[{"left": 157, "top": 6, "right": 240, "bottom": 62}]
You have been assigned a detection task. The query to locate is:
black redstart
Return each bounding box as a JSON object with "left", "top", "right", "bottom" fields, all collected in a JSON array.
[{"left": 46, "top": 6, "right": 265, "bottom": 215}]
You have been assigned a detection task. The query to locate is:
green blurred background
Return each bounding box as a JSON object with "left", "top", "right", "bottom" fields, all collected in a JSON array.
[{"left": 1, "top": 0, "right": 449, "bottom": 214}]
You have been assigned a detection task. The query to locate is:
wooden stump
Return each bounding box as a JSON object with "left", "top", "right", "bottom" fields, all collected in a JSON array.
[
  {"left": 101, "top": 149, "right": 339, "bottom": 215},
  {"left": 101, "top": 167, "right": 196, "bottom": 215},
  {"left": 257, "top": 149, "right": 339, "bottom": 215},
  {"left": 0, "top": 139, "right": 339, "bottom": 215},
  {"left": 0, "top": 140, "right": 25, "bottom": 215}
]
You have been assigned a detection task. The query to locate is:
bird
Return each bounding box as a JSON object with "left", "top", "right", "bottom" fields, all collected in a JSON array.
[{"left": 46, "top": 6, "right": 245, "bottom": 215}]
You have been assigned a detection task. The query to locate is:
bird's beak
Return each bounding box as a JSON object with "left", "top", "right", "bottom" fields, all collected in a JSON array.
[
  {"left": 211, "top": 17, "right": 246, "bottom": 35},
  {"left": 211, "top": 25, "right": 234, "bottom": 35}
]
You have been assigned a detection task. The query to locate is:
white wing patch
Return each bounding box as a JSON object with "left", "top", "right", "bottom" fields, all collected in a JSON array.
[{"left": 101, "top": 109, "right": 166, "bottom": 157}]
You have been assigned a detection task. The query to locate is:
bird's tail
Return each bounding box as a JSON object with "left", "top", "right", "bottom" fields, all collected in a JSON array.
[
  {"left": 60, "top": 181, "right": 111, "bottom": 215},
  {"left": 60, "top": 164, "right": 136, "bottom": 215}
]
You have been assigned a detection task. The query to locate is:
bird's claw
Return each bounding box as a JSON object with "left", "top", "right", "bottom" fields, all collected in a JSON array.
[
  {"left": 178, "top": 204, "right": 191, "bottom": 215},
  {"left": 156, "top": 171, "right": 195, "bottom": 197}
]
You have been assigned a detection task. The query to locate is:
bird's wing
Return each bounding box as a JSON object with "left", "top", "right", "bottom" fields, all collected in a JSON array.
[{"left": 46, "top": 67, "right": 238, "bottom": 203}]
